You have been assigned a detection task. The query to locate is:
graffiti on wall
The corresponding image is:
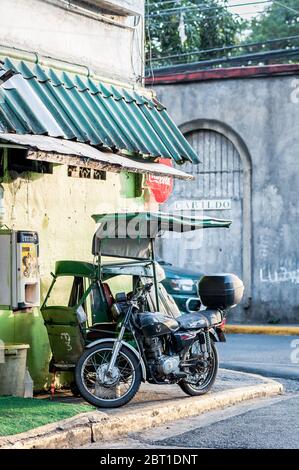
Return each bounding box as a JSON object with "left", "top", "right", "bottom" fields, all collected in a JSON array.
[{"left": 260, "top": 266, "right": 299, "bottom": 284}]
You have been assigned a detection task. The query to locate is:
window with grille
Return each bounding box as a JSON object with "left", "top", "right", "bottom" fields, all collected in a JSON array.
[{"left": 67, "top": 165, "right": 106, "bottom": 180}]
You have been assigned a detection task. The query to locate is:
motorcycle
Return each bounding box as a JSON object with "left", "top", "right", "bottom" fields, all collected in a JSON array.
[
  {"left": 75, "top": 272, "right": 244, "bottom": 408},
  {"left": 41, "top": 211, "right": 243, "bottom": 406}
]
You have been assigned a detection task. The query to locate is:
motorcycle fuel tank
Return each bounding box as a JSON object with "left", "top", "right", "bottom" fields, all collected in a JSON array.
[{"left": 139, "top": 312, "right": 179, "bottom": 337}]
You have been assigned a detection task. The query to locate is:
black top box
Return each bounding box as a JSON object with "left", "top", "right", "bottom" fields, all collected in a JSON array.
[{"left": 198, "top": 273, "right": 244, "bottom": 309}]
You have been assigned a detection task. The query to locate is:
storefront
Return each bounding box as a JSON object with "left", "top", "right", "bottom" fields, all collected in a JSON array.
[{"left": 0, "top": 54, "right": 198, "bottom": 390}]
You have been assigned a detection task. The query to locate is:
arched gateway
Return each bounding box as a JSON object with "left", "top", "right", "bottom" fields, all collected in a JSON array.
[{"left": 160, "top": 120, "right": 252, "bottom": 318}]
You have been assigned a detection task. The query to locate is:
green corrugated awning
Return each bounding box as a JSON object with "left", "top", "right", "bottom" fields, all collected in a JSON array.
[
  {"left": 93, "top": 211, "right": 232, "bottom": 237},
  {"left": 92, "top": 212, "right": 231, "bottom": 258},
  {"left": 0, "top": 57, "right": 199, "bottom": 165}
]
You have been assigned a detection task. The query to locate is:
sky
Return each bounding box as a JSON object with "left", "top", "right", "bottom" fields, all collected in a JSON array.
[{"left": 227, "top": 0, "right": 271, "bottom": 19}]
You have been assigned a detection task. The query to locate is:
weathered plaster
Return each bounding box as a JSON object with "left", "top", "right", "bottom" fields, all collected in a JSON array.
[
  {"left": 154, "top": 75, "right": 299, "bottom": 322},
  {"left": 0, "top": 0, "right": 144, "bottom": 84}
]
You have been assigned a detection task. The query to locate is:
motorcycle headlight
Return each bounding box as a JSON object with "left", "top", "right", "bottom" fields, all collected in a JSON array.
[{"left": 170, "top": 279, "right": 196, "bottom": 292}]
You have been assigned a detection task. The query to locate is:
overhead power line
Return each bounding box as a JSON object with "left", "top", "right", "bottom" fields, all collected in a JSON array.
[
  {"left": 146, "top": 34, "right": 299, "bottom": 64},
  {"left": 150, "top": 9, "right": 273, "bottom": 28},
  {"left": 151, "top": 6, "right": 299, "bottom": 28},
  {"left": 145, "top": 1, "right": 272, "bottom": 18},
  {"left": 146, "top": 1, "right": 299, "bottom": 18},
  {"left": 147, "top": 47, "right": 299, "bottom": 75},
  {"left": 147, "top": 0, "right": 199, "bottom": 8},
  {"left": 274, "top": 1, "right": 299, "bottom": 14}
]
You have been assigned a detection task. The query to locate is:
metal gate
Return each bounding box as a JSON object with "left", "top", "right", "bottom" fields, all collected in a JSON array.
[{"left": 160, "top": 129, "right": 245, "bottom": 312}]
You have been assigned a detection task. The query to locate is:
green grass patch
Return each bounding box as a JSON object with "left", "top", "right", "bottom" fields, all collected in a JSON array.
[{"left": 0, "top": 397, "right": 93, "bottom": 436}]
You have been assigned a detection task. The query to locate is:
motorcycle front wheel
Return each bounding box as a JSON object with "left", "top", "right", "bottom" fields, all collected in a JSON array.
[
  {"left": 75, "top": 341, "right": 142, "bottom": 408},
  {"left": 179, "top": 339, "right": 218, "bottom": 396}
]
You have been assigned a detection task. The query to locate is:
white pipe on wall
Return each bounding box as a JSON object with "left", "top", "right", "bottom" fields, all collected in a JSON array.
[{"left": 0, "top": 184, "right": 5, "bottom": 225}]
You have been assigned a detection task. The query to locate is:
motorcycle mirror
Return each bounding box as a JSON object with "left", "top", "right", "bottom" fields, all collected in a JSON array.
[
  {"left": 144, "top": 282, "right": 153, "bottom": 292},
  {"left": 186, "top": 297, "right": 202, "bottom": 313}
]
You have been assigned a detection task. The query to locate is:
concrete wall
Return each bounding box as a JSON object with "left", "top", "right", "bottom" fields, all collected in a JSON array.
[
  {"left": 0, "top": 0, "right": 150, "bottom": 389},
  {"left": 0, "top": 0, "right": 144, "bottom": 84},
  {"left": 154, "top": 75, "right": 299, "bottom": 323},
  {"left": 0, "top": 155, "right": 149, "bottom": 389}
]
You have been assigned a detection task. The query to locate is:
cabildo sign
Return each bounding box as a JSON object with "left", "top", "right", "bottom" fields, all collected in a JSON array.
[
  {"left": 145, "top": 158, "right": 173, "bottom": 203},
  {"left": 173, "top": 199, "right": 232, "bottom": 211}
]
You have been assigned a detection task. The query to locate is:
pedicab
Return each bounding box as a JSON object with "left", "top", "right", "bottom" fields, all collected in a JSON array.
[{"left": 41, "top": 212, "right": 244, "bottom": 406}]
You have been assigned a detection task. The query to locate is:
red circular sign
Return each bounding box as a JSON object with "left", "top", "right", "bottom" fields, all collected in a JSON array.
[{"left": 145, "top": 158, "right": 173, "bottom": 203}]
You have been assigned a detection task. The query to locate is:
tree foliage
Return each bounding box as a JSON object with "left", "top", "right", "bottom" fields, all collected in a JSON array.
[
  {"left": 145, "top": 0, "right": 247, "bottom": 67},
  {"left": 247, "top": 0, "right": 299, "bottom": 46}
]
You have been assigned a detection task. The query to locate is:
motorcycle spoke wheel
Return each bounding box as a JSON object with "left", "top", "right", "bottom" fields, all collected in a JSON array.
[
  {"left": 82, "top": 349, "right": 134, "bottom": 399},
  {"left": 179, "top": 339, "right": 219, "bottom": 396},
  {"left": 75, "top": 342, "right": 142, "bottom": 408}
]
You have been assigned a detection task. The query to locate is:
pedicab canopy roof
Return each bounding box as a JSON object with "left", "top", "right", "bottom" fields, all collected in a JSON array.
[
  {"left": 54, "top": 259, "right": 166, "bottom": 282},
  {"left": 0, "top": 57, "right": 199, "bottom": 179},
  {"left": 92, "top": 212, "right": 232, "bottom": 259}
]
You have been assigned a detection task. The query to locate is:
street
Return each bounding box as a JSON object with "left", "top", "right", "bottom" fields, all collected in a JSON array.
[
  {"left": 218, "top": 333, "right": 299, "bottom": 380},
  {"left": 82, "top": 334, "right": 299, "bottom": 449}
]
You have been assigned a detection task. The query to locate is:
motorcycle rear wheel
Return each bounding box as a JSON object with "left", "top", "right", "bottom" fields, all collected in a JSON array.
[
  {"left": 179, "top": 340, "right": 218, "bottom": 396},
  {"left": 75, "top": 342, "right": 142, "bottom": 408}
]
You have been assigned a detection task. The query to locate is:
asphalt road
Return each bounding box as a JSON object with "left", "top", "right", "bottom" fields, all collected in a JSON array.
[
  {"left": 83, "top": 334, "right": 299, "bottom": 449},
  {"left": 218, "top": 333, "right": 299, "bottom": 379},
  {"left": 94, "top": 393, "right": 299, "bottom": 449}
]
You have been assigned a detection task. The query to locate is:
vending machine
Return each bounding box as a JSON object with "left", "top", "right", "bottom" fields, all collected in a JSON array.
[{"left": 0, "top": 230, "right": 40, "bottom": 309}]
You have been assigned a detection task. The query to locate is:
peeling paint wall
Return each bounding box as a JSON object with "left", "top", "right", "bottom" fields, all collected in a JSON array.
[
  {"left": 0, "top": 159, "right": 149, "bottom": 389},
  {"left": 0, "top": 0, "right": 144, "bottom": 84},
  {"left": 0, "top": 0, "right": 149, "bottom": 390},
  {"left": 153, "top": 75, "right": 299, "bottom": 323},
  {"left": 2, "top": 165, "right": 145, "bottom": 293}
]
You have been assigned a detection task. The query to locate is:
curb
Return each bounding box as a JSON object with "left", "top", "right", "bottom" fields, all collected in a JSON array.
[
  {"left": 221, "top": 362, "right": 299, "bottom": 381},
  {"left": 0, "top": 379, "right": 283, "bottom": 449},
  {"left": 225, "top": 325, "right": 299, "bottom": 336}
]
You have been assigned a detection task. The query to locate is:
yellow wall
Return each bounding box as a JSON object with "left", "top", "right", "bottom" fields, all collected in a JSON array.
[
  {"left": 2, "top": 164, "right": 149, "bottom": 296},
  {"left": 0, "top": 159, "right": 157, "bottom": 390}
]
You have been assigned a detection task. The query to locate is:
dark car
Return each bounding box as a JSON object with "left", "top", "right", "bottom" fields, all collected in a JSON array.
[{"left": 158, "top": 259, "right": 204, "bottom": 313}]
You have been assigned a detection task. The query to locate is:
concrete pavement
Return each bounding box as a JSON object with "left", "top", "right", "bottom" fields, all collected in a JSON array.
[
  {"left": 0, "top": 369, "right": 283, "bottom": 449},
  {"left": 84, "top": 334, "right": 299, "bottom": 449},
  {"left": 91, "top": 391, "right": 299, "bottom": 449}
]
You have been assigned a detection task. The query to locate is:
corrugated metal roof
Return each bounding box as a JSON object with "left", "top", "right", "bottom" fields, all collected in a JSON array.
[
  {"left": 0, "top": 133, "right": 194, "bottom": 180},
  {"left": 0, "top": 57, "right": 200, "bottom": 164}
]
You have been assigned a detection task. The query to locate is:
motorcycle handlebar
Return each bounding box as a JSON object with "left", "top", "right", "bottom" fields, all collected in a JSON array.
[{"left": 132, "top": 282, "right": 153, "bottom": 301}]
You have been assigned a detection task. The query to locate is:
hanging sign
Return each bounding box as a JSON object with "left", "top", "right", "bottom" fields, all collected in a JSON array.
[{"left": 145, "top": 158, "right": 173, "bottom": 203}]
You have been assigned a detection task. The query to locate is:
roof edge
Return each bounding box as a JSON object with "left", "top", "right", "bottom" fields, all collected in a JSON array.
[
  {"left": 145, "top": 63, "right": 299, "bottom": 86},
  {"left": 0, "top": 43, "right": 155, "bottom": 100}
]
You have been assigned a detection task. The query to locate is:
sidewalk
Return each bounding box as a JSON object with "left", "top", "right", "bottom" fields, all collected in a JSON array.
[
  {"left": 225, "top": 324, "right": 299, "bottom": 336},
  {"left": 0, "top": 369, "right": 283, "bottom": 449}
]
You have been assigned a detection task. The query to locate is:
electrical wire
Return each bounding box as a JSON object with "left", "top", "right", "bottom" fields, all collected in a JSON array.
[
  {"left": 147, "top": 9, "right": 268, "bottom": 27},
  {"left": 146, "top": 0, "right": 155, "bottom": 84},
  {"left": 146, "top": 0, "right": 299, "bottom": 18},
  {"left": 146, "top": 34, "right": 299, "bottom": 63},
  {"left": 145, "top": 1, "right": 272, "bottom": 18},
  {"left": 147, "top": 46, "right": 299, "bottom": 74},
  {"left": 145, "top": 0, "right": 299, "bottom": 70},
  {"left": 274, "top": 1, "right": 299, "bottom": 14}
]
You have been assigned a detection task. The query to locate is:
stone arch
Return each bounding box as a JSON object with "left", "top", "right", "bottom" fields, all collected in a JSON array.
[{"left": 179, "top": 119, "right": 252, "bottom": 307}]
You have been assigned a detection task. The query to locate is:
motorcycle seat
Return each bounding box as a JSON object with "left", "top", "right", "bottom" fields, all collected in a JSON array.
[{"left": 177, "top": 309, "right": 222, "bottom": 329}]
